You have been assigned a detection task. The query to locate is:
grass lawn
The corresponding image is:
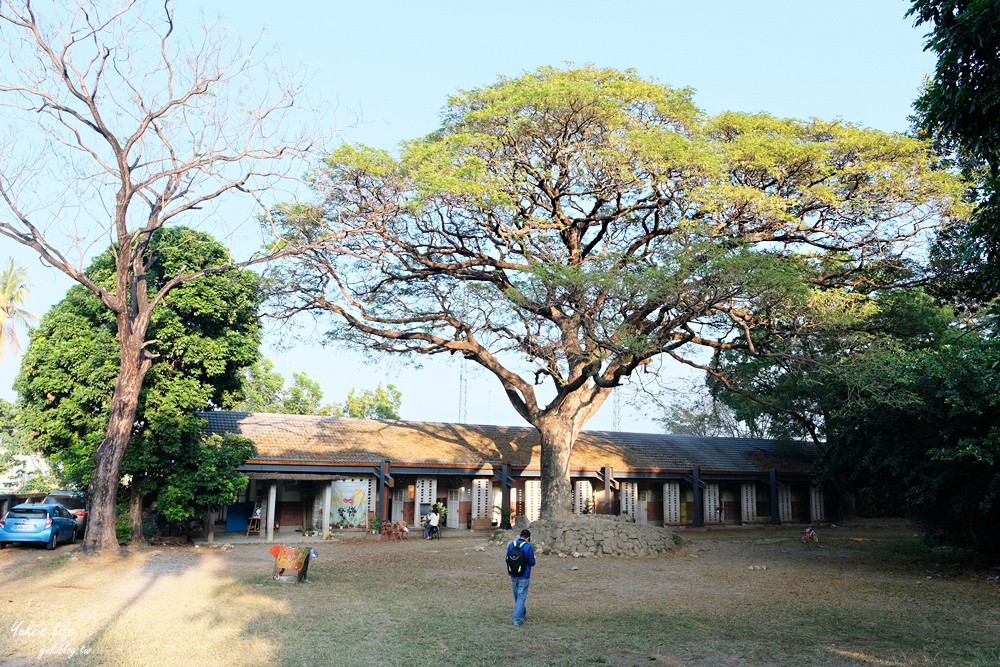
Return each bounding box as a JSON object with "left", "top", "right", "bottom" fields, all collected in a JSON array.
[{"left": 1, "top": 521, "right": 998, "bottom": 666}]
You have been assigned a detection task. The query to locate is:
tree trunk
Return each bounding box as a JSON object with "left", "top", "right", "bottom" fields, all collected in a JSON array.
[
  {"left": 84, "top": 335, "right": 148, "bottom": 554},
  {"left": 536, "top": 416, "right": 578, "bottom": 521}
]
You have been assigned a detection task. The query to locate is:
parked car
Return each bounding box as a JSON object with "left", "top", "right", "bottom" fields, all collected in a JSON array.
[
  {"left": 42, "top": 491, "right": 87, "bottom": 536},
  {"left": 0, "top": 503, "right": 78, "bottom": 550}
]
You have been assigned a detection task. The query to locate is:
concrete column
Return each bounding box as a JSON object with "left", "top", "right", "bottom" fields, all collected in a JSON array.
[
  {"left": 691, "top": 468, "right": 704, "bottom": 527},
  {"left": 321, "top": 482, "right": 332, "bottom": 536},
  {"left": 769, "top": 470, "right": 781, "bottom": 526},
  {"left": 265, "top": 481, "right": 278, "bottom": 542},
  {"left": 205, "top": 511, "right": 215, "bottom": 544}
]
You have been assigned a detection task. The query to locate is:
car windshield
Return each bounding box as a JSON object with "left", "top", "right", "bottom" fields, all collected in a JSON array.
[{"left": 8, "top": 509, "right": 47, "bottom": 520}]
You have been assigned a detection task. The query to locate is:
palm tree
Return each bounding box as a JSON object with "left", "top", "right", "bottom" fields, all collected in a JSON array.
[{"left": 0, "top": 259, "right": 35, "bottom": 361}]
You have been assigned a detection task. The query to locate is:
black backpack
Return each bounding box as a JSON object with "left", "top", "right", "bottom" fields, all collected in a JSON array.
[{"left": 506, "top": 539, "right": 528, "bottom": 576}]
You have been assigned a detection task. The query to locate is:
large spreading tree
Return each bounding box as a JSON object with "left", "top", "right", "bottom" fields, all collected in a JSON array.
[
  {"left": 16, "top": 227, "right": 261, "bottom": 541},
  {"left": 275, "top": 66, "right": 967, "bottom": 520},
  {"left": 0, "top": 1, "right": 319, "bottom": 552}
]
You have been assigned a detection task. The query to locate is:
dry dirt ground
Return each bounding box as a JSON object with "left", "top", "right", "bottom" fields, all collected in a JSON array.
[{"left": 0, "top": 521, "right": 998, "bottom": 667}]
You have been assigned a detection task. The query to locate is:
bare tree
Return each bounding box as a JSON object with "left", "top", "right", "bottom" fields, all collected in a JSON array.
[{"left": 0, "top": 0, "right": 322, "bottom": 553}]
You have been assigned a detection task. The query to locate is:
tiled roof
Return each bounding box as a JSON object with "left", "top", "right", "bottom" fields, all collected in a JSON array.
[{"left": 199, "top": 411, "right": 815, "bottom": 475}]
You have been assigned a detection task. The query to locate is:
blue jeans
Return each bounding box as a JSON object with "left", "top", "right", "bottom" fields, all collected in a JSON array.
[{"left": 511, "top": 576, "right": 530, "bottom": 625}]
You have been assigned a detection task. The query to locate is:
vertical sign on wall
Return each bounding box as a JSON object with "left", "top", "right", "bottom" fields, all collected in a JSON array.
[{"left": 662, "top": 482, "right": 681, "bottom": 525}]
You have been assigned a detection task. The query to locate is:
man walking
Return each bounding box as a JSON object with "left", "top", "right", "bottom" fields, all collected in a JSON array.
[{"left": 505, "top": 529, "right": 536, "bottom": 626}]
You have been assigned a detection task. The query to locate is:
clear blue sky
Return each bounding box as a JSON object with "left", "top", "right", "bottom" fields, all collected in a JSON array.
[{"left": 1, "top": 1, "right": 935, "bottom": 432}]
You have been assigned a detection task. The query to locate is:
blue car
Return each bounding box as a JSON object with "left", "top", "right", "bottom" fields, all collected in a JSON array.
[{"left": 0, "top": 503, "right": 78, "bottom": 550}]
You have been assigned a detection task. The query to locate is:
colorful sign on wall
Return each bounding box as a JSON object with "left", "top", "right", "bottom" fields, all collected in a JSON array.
[{"left": 331, "top": 480, "right": 369, "bottom": 527}]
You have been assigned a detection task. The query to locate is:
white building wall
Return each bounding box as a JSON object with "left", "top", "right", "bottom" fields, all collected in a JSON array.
[
  {"left": 415, "top": 478, "right": 437, "bottom": 506},
  {"left": 703, "top": 483, "right": 721, "bottom": 523},
  {"left": 620, "top": 481, "right": 639, "bottom": 518},
  {"left": 663, "top": 482, "right": 681, "bottom": 525},
  {"left": 778, "top": 486, "right": 793, "bottom": 522},
  {"left": 472, "top": 478, "right": 492, "bottom": 519},
  {"left": 573, "top": 480, "right": 593, "bottom": 514},
  {"left": 810, "top": 485, "right": 825, "bottom": 523},
  {"left": 523, "top": 480, "right": 541, "bottom": 522},
  {"left": 741, "top": 483, "right": 758, "bottom": 523}
]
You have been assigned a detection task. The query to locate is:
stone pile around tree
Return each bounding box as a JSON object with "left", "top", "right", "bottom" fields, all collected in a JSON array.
[{"left": 493, "top": 515, "right": 682, "bottom": 558}]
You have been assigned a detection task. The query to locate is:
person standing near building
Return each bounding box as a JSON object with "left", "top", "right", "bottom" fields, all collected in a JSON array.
[{"left": 505, "top": 529, "right": 536, "bottom": 625}]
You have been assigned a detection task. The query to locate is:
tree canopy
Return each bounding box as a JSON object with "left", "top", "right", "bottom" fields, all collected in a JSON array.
[
  {"left": 16, "top": 227, "right": 261, "bottom": 536},
  {"left": 276, "top": 66, "right": 967, "bottom": 519},
  {"left": 910, "top": 0, "right": 1000, "bottom": 284},
  {"left": 330, "top": 384, "right": 402, "bottom": 420},
  {"left": 235, "top": 358, "right": 402, "bottom": 419}
]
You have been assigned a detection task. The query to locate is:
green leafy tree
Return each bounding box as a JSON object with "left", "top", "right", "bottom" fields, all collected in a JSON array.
[
  {"left": 281, "top": 372, "right": 333, "bottom": 416},
  {"left": 0, "top": 2, "right": 317, "bottom": 554},
  {"left": 154, "top": 434, "right": 257, "bottom": 524},
  {"left": 708, "top": 284, "right": 1000, "bottom": 558},
  {"left": 331, "top": 384, "right": 402, "bottom": 420},
  {"left": 0, "top": 260, "right": 36, "bottom": 361},
  {"left": 236, "top": 359, "right": 334, "bottom": 415},
  {"left": 275, "top": 66, "right": 966, "bottom": 520},
  {"left": 16, "top": 227, "right": 262, "bottom": 542},
  {"left": 910, "top": 0, "right": 1000, "bottom": 286},
  {"left": 236, "top": 359, "right": 289, "bottom": 413},
  {"left": 236, "top": 359, "right": 402, "bottom": 418}
]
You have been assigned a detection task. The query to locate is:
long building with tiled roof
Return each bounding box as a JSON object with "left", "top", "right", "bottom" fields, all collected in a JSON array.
[{"left": 200, "top": 411, "right": 830, "bottom": 541}]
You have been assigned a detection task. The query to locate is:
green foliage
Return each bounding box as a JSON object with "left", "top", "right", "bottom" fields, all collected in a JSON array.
[
  {"left": 910, "top": 0, "right": 1000, "bottom": 290},
  {"left": 709, "top": 285, "right": 1000, "bottom": 559},
  {"left": 0, "top": 399, "right": 27, "bottom": 454},
  {"left": 331, "top": 384, "right": 402, "bottom": 420},
  {"left": 15, "top": 227, "right": 262, "bottom": 517},
  {"left": 284, "top": 64, "right": 967, "bottom": 415},
  {"left": 280, "top": 65, "right": 969, "bottom": 519},
  {"left": 116, "top": 512, "right": 132, "bottom": 546},
  {"left": 235, "top": 358, "right": 335, "bottom": 415},
  {"left": 236, "top": 359, "right": 403, "bottom": 419},
  {"left": 155, "top": 434, "right": 255, "bottom": 523}
]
